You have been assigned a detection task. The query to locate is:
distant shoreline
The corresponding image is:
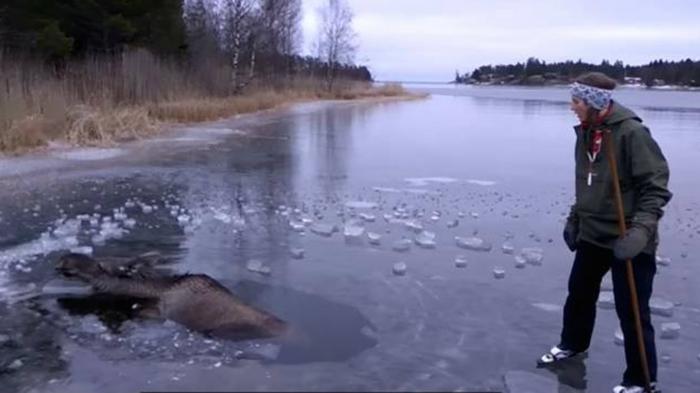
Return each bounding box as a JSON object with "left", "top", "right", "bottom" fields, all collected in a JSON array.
[
  {"left": 382, "top": 81, "right": 700, "bottom": 92},
  {"left": 456, "top": 82, "right": 700, "bottom": 91}
]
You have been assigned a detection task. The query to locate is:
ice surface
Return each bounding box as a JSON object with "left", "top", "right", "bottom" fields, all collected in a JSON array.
[
  {"left": 503, "top": 370, "right": 557, "bottom": 393},
  {"left": 531, "top": 303, "right": 562, "bottom": 313},
  {"left": 597, "top": 291, "right": 615, "bottom": 309},
  {"left": 465, "top": 179, "right": 497, "bottom": 186},
  {"left": 239, "top": 343, "right": 281, "bottom": 361}
]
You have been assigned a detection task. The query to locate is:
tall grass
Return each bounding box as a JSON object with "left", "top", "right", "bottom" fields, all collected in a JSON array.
[{"left": 0, "top": 49, "right": 410, "bottom": 154}]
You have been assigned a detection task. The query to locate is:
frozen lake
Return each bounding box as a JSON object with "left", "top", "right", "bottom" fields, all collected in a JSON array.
[{"left": 0, "top": 86, "right": 698, "bottom": 392}]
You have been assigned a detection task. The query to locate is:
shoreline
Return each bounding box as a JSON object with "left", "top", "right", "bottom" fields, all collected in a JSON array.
[
  {"left": 0, "top": 86, "right": 426, "bottom": 158},
  {"left": 0, "top": 93, "right": 425, "bottom": 180}
]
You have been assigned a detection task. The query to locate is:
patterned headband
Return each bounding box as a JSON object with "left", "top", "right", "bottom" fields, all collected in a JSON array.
[{"left": 570, "top": 82, "right": 612, "bottom": 110}]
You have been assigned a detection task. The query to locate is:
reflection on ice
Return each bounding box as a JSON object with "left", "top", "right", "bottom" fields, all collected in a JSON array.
[
  {"left": 52, "top": 148, "right": 126, "bottom": 161},
  {"left": 404, "top": 177, "right": 459, "bottom": 187}
]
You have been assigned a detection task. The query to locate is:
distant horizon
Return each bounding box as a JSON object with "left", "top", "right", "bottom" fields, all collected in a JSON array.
[
  {"left": 301, "top": 0, "right": 700, "bottom": 82},
  {"left": 373, "top": 56, "right": 700, "bottom": 84}
]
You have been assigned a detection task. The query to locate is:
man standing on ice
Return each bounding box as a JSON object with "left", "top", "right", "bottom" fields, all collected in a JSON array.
[{"left": 538, "top": 72, "right": 672, "bottom": 393}]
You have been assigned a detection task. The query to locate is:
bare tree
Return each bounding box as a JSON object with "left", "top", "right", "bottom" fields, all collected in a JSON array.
[
  {"left": 221, "top": 0, "right": 255, "bottom": 92},
  {"left": 316, "top": 0, "right": 356, "bottom": 91}
]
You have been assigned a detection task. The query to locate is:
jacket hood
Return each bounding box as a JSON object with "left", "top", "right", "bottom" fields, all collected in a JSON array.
[{"left": 603, "top": 101, "right": 641, "bottom": 126}]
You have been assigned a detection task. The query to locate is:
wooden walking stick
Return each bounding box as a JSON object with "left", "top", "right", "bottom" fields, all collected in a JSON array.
[{"left": 604, "top": 131, "right": 653, "bottom": 393}]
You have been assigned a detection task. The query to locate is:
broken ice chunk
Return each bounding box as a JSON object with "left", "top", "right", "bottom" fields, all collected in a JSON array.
[
  {"left": 344, "top": 201, "right": 378, "bottom": 209},
  {"left": 393, "top": 262, "right": 407, "bottom": 276},
  {"left": 660, "top": 322, "right": 680, "bottom": 339},
  {"left": 454, "top": 255, "right": 467, "bottom": 268},
  {"left": 289, "top": 248, "right": 305, "bottom": 260},
  {"left": 367, "top": 232, "right": 382, "bottom": 245},
  {"left": 70, "top": 246, "right": 94, "bottom": 255},
  {"left": 655, "top": 255, "right": 671, "bottom": 266},
  {"left": 614, "top": 327, "right": 624, "bottom": 346},
  {"left": 289, "top": 221, "right": 305, "bottom": 232},
  {"left": 310, "top": 223, "right": 337, "bottom": 237},
  {"left": 493, "top": 268, "right": 506, "bottom": 279},
  {"left": 344, "top": 224, "right": 365, "bottom": 245},
  {"left": 455, "top": 236, "right": 492, "bottom": 252},
  {"left": 650, "top": 298, "right": 674, "bottom": 317},
  {"left": 392, "top": 239, "right": 412, "bottom": 252},
  {"left": 246, "top": 260, "right": 271, "bottom": 276},
  {"left": 414, "top": 231, "right": 436, "bottom": 249},
  {"left": 501, "top": 243, "right": 515, "bottom": 255},
  {"left": 359, "top": 213, "right": 376, "bottom": 222},
  {"left": 447, "top": 219, "right": 459, "bottom": 228},
  {"left": 404, "top": 220, "right": 424, "bottom": 233},
  {"left": 520, "top": 247, "right": 544, "bottom": 265},
  {"left": 514, "top": 255, "right": 527, "bottom": 269}
]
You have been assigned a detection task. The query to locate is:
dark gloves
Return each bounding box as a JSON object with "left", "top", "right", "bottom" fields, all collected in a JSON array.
[
  {"left": 563, "top": 220, "right": 578, "bottom": 252},
  {"left": 613, "top": 225, "right": 650, "bottom": 260}
]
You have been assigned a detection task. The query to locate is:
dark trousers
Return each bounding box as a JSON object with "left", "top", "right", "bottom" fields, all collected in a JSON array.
[{"left": 559, "top": 241, "right": 657, "bottom": 386}]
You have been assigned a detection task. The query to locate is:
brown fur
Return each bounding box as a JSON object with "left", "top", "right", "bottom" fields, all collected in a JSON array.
[{"left": 56, "top": 253, "right": 288, "bottom": 340}]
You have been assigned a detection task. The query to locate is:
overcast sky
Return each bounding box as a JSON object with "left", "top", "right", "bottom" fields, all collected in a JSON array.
[{"left": 301, "top": 0, "right": 700, "bottom": 82}]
